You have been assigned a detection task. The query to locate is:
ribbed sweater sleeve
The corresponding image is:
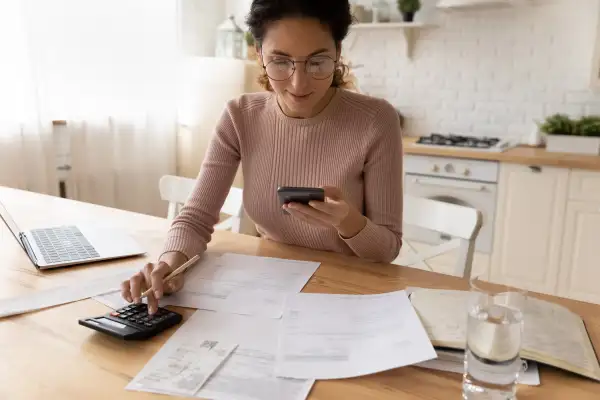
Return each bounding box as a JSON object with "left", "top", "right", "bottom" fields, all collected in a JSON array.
[
  {"left": 340, "top": 104, "right": 404, "bottom": 263},
  {"left": 161, "top": 100, "right": 241, "bottom": 260}
]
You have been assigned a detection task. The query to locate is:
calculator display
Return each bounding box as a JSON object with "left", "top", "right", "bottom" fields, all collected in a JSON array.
[{"left": 98, "top": 317, "right": 127, "bottom": 329}]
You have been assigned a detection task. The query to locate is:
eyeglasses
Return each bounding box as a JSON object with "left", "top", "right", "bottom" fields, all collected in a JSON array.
[{"left": 263, "top": 55, "right": 337, "bottom": 81}]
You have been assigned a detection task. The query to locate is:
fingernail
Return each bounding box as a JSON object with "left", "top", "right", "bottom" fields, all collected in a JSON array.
[
  {"left": 134, "top": 297, "right": 141, "bottom": 304},
  {"left": 126, "top": 296, "right": 133, "bottom": 303},
  {"left": 154, "top": 290, "right": 162, "bottom": 299}
]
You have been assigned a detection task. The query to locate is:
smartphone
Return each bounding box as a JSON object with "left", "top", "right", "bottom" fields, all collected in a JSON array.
[{"left": 277, "top": 186, "right": 325, "bottom": 209}]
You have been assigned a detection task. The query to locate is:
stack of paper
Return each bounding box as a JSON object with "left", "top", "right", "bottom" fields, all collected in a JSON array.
[
  {"left": 127, "top": 310, "right": 315, "bottom": 400},
  {"left": 0, "top": 266, "right": 138, "bottom": 319},
  {"left": 127, "top": 338, "right": 238, "bottom": 397},
  {"left": 415, "top": 349, "right": 541, "bottom": 386},
  {"left": 123, "top": 255, "right": 439, "bottom": 400},
  {"left": 127, "top": 291, "right": 437, "bottom": 399},
  {"left": 274, "top": 290, "right": 437, "bottom": 380},
  {"left": 95, "top": 253, "right": 320, "bottom": 318}
]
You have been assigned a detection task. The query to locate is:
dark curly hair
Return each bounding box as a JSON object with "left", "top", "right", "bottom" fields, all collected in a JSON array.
[{"left": 245, "top": 0, "right": 353, "bottom": 91}]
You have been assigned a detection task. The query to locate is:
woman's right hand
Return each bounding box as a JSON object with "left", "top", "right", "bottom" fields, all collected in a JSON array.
[{"left": 120, "top": 251, "right": 188, "bottom": 315}]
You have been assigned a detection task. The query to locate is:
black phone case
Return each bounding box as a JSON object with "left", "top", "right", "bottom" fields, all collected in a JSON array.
[{"left": 277, "top": 187, "right": 325, "bottom": 206}]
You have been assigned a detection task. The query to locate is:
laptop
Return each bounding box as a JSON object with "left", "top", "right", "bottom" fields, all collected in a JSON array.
[{"left": 0, "top": 200, "right": 146, "bottom": 270}]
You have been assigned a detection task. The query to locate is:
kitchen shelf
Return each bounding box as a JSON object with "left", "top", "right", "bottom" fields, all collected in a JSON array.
[{"left": 347, "top": 22, "right": 435, "bottom": 59}]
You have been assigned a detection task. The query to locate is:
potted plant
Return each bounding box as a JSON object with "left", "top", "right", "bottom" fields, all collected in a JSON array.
[
  {"left": 540, "top": 113, "right": 600, "bottom": 155},
  {"left": 245, "top": 31, "right": 257, "bottom": 61},
  {"left": 397, "top": 0, "right": 421, "bottom": 22}
]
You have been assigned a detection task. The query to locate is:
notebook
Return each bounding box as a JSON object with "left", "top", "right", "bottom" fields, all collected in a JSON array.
[{"left": 408, "top": 287, "right": 600, "bottom": 382}]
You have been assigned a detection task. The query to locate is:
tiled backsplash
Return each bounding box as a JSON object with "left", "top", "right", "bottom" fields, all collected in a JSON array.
[
  {"left": 229, "top": 0, "right": 600, "bottom": 141},
  {"left": 345, "top": 0, "right": 600, "bottom": 139}
]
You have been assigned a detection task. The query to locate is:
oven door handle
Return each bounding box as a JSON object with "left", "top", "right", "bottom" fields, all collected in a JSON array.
[{"left": 411, "top": 177, "right": 488, "bottom": 192}]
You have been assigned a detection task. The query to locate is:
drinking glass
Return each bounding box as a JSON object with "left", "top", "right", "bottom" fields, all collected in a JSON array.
[{"left": 463, "top": 276, "right": 527, "bottom": 400}]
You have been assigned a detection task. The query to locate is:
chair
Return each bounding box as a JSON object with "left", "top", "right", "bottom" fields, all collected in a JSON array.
[
  {"left": 392, "top": 195, "right": 483, "bottom": 279},
  {"left": 158, "top": 175, "right": 257, "bottom": 236}
]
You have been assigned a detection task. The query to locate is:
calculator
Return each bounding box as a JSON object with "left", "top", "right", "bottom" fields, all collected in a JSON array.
[{"left": 79, "top": 303, "right": 183, "bottom": 340}]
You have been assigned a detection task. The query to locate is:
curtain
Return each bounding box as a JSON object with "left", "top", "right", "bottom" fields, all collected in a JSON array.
[
  {"left": 0, "top": 1, "right": 57, "bottom": 196},
  {"left": 0, "top": 0, "right": 181, "bottom": 217}
]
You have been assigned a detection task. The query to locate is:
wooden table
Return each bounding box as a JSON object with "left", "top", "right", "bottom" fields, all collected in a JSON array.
[{"left": 1, "top": 186, "right": 599, "bottom": 399}]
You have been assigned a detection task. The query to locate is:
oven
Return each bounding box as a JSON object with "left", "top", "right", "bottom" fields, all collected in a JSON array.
[{"left": 403, "top": 154, "right": 499, "bottom": 254}]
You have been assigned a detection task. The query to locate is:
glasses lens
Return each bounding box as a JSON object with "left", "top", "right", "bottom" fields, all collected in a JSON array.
[
  {"left": 265, "top": 59, "right": 294, "bottom": 81},
  {"left": 306, "top": 56, "right": 335, "bottom": 80}
]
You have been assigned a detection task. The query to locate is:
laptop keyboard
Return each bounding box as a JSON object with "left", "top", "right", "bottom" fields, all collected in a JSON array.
[{"left": 30, "top": 226, "right": 100, "bottom": 264}]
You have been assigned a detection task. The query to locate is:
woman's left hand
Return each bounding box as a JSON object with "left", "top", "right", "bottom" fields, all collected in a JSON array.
[{"left": 283, "top": 186, "right": 367, "bottom": 238}]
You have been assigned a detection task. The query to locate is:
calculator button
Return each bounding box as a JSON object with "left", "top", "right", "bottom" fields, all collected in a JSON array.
[{"left": 144, "top": 322, "right": 152, "bottom": 327}]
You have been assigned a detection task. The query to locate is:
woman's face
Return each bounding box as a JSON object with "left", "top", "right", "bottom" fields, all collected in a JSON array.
[{"left": 260, "top": 17, "right": 339, "bottom": 118}]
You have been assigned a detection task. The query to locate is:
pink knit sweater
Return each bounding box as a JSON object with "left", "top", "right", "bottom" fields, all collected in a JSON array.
[{"left": 162, "top": 88, "right": 404, "bottom": 263}]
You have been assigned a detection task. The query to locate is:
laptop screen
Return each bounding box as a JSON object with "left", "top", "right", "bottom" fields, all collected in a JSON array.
[{"left": 0, "top": 200, "right": 24, "bottom": 250}]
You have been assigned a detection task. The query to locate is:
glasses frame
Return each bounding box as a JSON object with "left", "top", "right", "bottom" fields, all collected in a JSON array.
[{"left": 262, "top": 55, "right": 338, "bottom": 82}]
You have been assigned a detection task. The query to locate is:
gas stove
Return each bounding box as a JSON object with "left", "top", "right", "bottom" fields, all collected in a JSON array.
[{"left": 414, "top": 133, "right": 517, "bottom": 152}]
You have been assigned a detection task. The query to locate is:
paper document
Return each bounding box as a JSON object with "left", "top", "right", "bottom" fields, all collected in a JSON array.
[
  {"left": 127, "top": 339, "right": 237, "bottom": 397},
  {"left": 0, "top": 267, "right": 137, "bottom": 319},
  {"left": 415, "top": 349, "right": 541, "bottom": 386},
  {"left": 128, "top": 310, "right": 314, "bottom": 400},
  {"left": 409, "top": 288, "right": 600, "bottom": 382},
  {"left": 275, "top": 290, "right": 437, "bottom": 380},
  {"left": 94, "top": 253, "right": 320, "bottom": 318}
]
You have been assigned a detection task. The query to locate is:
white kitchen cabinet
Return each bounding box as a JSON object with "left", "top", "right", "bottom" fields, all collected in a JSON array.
[
  {"left": 489, "top": 163, "right": 569, "bottom": 296},
  {"left": 557, "top": 201, "right": 600, "bottom": 304},
  {"left": 568, "top": 170, "right": 600, "bottom": 202},
  {"left": 556, "top": 169, "right": 600, "bottom": 304}
]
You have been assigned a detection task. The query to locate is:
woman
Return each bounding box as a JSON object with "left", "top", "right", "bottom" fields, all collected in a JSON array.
[{"left": 121, "top": 0, "right": 404, "bottom": 314}]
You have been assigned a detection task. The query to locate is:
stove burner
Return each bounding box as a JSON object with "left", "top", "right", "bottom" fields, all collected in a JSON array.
[{"left": 416, "top": 133, "right": 501, "bottom": 149}]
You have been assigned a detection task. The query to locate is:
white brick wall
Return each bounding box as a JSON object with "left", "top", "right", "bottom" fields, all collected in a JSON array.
[
  {"left": 344, "top": 0, "right": 600, "bottom": 140},
  {"left": 227, "top": 0, "right": 600, "bottom": 141}
]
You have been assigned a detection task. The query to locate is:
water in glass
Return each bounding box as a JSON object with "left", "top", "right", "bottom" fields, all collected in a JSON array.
[{"left": 463, "top": 277, "right": 526, "bottom": 400}]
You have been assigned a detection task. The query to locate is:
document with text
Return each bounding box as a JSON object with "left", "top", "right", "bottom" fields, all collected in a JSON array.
[
  {"left": 0, "top": 267, "right": 137, "bottom": 319},
  {"left": 275, "top": 290, "right": 437, "bottom": 380},
  {"left": 127, "top": 338, "right": 237, "bottom": 397},
  {"left": 94, "top": 253, "right": 320, "bottom": 318},
  {"left": 128, "top": 310, "right": 314, "bottom": 400}
]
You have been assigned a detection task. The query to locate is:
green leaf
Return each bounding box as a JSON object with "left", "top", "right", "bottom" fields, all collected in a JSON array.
[{"left": 397, "top": 0, "right": 422, "bottom": 13}]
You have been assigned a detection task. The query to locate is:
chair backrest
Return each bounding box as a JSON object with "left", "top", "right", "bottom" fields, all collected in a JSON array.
[
  {"left": 158, "top": 175, "right": 256, "bottom": 236},
  {"left": 159, "top": 175, "right": 197, "bottom": 220},
  {"left": 394, "top": 195, "right": 483, "bottom": 278}
]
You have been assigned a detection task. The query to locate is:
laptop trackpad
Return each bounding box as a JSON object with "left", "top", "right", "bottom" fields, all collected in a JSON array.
[{"left": 77, "top": 225, "right": 144, "bottom": 259}]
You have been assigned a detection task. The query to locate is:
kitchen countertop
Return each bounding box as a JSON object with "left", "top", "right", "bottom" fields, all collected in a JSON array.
[{"left": 402, "top": 137, "right": 600, "bottom": 171}]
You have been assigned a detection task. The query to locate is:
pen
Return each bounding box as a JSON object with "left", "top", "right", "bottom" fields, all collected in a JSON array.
[{"left": 140, "top": 254, "right": 201, "bottom": 299}]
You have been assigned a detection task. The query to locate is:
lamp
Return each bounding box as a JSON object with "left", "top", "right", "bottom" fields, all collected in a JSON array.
[{"left": 215, "top": 15, "right": 246, "bottom": 59}]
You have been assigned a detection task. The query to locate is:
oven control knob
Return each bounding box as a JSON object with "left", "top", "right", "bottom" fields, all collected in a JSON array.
[
  {"left": 444, "top": 164, "right": 455, "bottom": 173},
  {"left": 463, "top": 168, "right": 471, "bottom": 177},
  {"left": 432, "top": 165, "right": 440, "bottom": 173}
]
